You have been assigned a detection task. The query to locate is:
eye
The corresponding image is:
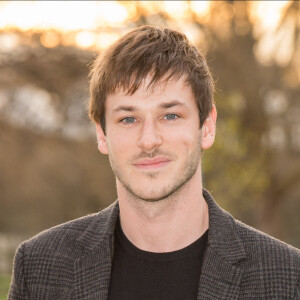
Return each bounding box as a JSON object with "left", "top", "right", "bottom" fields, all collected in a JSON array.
[
  {"left": 164, "top": 113, "right": 179, "bottom": 120},
  {"left": 121, "top": 117, "right": 136, "bottom": 124}
]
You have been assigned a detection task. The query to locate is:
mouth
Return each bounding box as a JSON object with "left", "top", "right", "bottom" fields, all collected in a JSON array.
[{"left": 133, "top": 157, "right": 171, "bottom": 170}]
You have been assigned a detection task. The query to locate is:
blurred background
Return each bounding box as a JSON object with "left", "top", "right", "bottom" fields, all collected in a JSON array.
[{"left": 0, "top": 0, "right": 300, "bottom": 297}]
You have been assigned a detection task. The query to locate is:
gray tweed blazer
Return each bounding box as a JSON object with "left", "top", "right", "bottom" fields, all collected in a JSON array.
[{"left": 8, "top": 189, "right": 300, "bottom": 299}]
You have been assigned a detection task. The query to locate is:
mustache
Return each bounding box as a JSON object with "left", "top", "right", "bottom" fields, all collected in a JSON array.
[{"left": 132, "top": 149, "right": 175, "bottom": 161}]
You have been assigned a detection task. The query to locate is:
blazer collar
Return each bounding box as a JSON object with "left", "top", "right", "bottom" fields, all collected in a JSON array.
[
  {"left": 74, "top": 201, "right": 119, "bottom": 300},
  {"left": 197, "top": 189, "right": 246, "bottom": 299},
  {"left": 74, "top": 189, "right": 247, "bottom": 299},
  {"left": 203, "top": 188, "right": 246, "bottom": 264},
  {"left": 76, "top": 189, "right": 247, "bottom": 261},
  {"left": 76, "top": 201, "right": 119, "bottom": 254}
]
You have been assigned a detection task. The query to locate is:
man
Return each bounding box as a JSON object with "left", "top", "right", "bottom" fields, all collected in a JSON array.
[{"left": 9, "top": 26, "right": 299, "bottom": 299}]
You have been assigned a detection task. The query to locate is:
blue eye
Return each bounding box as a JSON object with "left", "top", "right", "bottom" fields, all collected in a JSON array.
[
  {"left": 164, "top": 114, "right": 178, "bottom": 120},
  {"left": 122, "top": 117, "right": 136, "bottom": 124}
]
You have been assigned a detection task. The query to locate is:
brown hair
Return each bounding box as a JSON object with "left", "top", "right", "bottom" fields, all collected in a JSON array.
[{"left": 89, "top": 25, "right": 214, "bottom": 134}]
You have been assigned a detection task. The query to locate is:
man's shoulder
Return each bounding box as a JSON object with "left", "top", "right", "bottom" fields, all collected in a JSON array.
[
  {"left": 18, "top": 213, "right": 98, "bottom": 262},
  {"left": 19, "top": 201, "right": 119, "bottom": 258},
  {"left": 229, "top": 219, "right": 299, "bottom": 298},
  {"left": 26, "top": 213, "right": 97, "bottom": 246},
  {"left": 205, "top": 189, "right": 299, "bottom": 263},
  {"left": 235, "top": 218, "right": 300, "bottom": 264}
]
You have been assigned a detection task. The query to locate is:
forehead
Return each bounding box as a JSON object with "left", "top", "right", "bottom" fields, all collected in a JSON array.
[{"left": 106, "top": 75, "right": 195, "bottom": 109}]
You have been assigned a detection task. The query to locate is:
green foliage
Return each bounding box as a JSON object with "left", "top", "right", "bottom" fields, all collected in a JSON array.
[
  {"left": 0, "top": 274, "right": 10, "bottom": 300},
  {"left": 203, "top": 92, "right": 269, "bottom": 225}
]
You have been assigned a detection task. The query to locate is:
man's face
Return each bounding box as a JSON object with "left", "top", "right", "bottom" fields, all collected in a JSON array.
[{"left": 96, "top": 76, "right": 215, "bottom": 202}]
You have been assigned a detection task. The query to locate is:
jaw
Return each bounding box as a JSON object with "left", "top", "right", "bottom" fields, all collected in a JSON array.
[
  {"left": 117, "top": 159, "right": 203, "bottom": 204},
  {"left": 116, "top": 165, "right": 204, "bottom": 223}
]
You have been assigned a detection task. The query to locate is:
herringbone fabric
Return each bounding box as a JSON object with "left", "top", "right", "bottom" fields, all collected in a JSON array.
[{"left": 8, "top": 190, "right": 300, "bottom": 299}]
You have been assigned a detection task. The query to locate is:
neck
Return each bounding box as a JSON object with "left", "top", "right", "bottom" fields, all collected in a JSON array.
[{"left": 117, "top": 169, "right": 209, "bottom": 253}]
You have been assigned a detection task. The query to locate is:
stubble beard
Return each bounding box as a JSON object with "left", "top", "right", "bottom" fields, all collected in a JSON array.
[{"left": 109, "top": 137, "right": 202, "bottom": 203}]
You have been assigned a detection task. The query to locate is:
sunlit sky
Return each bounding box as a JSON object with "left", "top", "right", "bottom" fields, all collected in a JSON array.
[
  {"left": 0, "top": 1, "right": 289, "bottom": 29},
  {"left": 0, "top": 1, "right": 215, "bottom": 30},
  {"left": 0, "top": 1, "right": 294, "bottom": 66},
  {"left": 0, "top": 1, "right": 128, "bottom": 31},
  {"left": 0, "top": 1, "right": 290, "bottom": 38}
]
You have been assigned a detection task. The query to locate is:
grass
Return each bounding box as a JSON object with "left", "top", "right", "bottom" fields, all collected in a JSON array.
[{"left": 0, "top": 274, "right": 11, "bottom": 300}]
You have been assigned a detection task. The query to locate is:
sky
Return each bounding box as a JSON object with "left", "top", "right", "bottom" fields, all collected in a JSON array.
[{"left": 0, "top": 1, "right": 291, "bottom": 49}]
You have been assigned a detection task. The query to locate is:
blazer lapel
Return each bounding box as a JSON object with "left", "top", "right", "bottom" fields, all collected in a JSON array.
[
  {"left": 73, "top": 201, "right": 119, "bottom": 300},
  {"left": 71, "top": 190, "right": 246, "bottom": 299},
  {"left": 74, "top": 237, "right": 113, "bottom": 300},
  {"left": 197, "top": 246, "right": 243, "bottom": 299},
  {"left": 197, "top": 190, "right": 247, "bottom": 299}
]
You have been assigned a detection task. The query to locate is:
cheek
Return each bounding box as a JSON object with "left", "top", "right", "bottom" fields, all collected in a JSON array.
[
  {"left": 165, "top": 126, "right": 199, "bottom": 147},
  {"left": 165, "top": 134, "right": 194, "bottom": 160},
  {"left": 107, "top": 132, "right": 133, "bottom": 159}
]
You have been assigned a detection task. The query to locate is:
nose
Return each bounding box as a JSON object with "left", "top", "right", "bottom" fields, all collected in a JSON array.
[{"left": 137, "top": 118, "right": 163, "bottom": 151}]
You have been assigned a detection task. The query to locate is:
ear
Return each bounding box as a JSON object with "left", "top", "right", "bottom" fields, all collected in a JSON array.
[
  {"left": 201, "top": 104, "right": 217, "bottom": 150},
  {"left": 95, "top": 123, "right": 109, "bottom": 154}
]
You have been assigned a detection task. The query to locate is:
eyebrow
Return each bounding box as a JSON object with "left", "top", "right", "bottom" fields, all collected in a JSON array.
[
  {"left": 159, "top": 100, "right": 186, "bottom": 109},
  {"left": 113, "top": 105, "right": 136, "bottom": 113},
  {"left": 113, "top": 100, "right": 186, "bottom": 113}
]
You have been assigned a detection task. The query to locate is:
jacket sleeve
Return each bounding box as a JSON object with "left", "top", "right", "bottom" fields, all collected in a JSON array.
[{"left": 8, "top": 243, "right": 29, "bottom": 300}]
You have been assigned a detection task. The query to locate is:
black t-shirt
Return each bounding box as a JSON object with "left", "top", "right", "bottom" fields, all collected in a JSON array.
[{"left": 108, "top": 217, "right": 208, "bottom": 300}]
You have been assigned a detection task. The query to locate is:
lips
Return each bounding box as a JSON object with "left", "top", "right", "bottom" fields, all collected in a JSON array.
[{"left": 133, "top": 157, "right": 170, "bottom": 169}]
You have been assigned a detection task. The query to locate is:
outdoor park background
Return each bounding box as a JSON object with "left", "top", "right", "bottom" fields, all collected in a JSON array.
[{"left": 0, "top": 1, "right": 300, "bottom": 298}]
